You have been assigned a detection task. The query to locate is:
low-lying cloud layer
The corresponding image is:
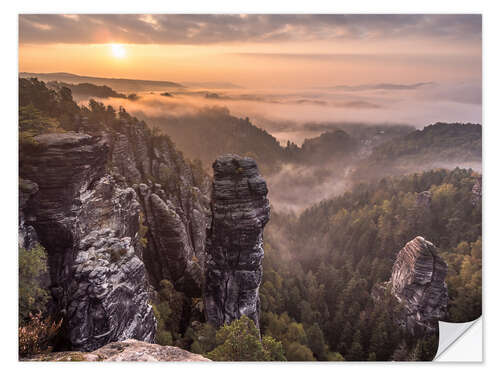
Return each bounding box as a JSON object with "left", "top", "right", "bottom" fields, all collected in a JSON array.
[
  {"left": 91, "top": 78, "right": 480, "bottom": 146},
  {"left": 80, "top": 86, "right": 481, "bottom": 212}
]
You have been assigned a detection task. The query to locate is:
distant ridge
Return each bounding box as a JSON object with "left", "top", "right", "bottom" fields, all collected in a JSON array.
[
  {"left": 181, "top": 81, "right": 243, "bottom": 89},
  {"left": 19, "top": 72, "right": 184, "bottom": 92}
]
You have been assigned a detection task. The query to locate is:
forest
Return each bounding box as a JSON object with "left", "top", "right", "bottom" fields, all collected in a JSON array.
[{"left": 19, "top": 78, "right": 482, "bottom": 361}]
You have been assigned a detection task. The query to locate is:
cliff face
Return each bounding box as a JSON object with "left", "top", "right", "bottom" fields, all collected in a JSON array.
[
  {"left": 19, "top": 113, "right": 270, "bottom": 351},
  {"left": 19, "top": 178, "right": 39, "bottom": 251},
  {"left": 20, "top": 132, "right": 155, "bottom": 350},
  {"left": 106, "top": 122, "right": 211, "bottom": 296},
  {"left": 390, "top": 236, "right": 448, "bottom": 332},
  {"left": 204, "top": 155, "right": 270, "bottom": 329},
  {"left": 19, "top": 123, "right": 211, "bottom": 351}
]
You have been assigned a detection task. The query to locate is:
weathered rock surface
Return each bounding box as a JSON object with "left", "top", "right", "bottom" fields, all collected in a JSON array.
[
  {"left": 472, "top": 176, "right": 482, "bottom": 207},
  {"left": 415, "top": 191, "right": 432, "bottom": 210},
  {"left": 138, "top": 185, "right": 205, "bottom": 296},
  {"left": 390, "top": 236, "right": 448, "bottom": 332},
  {"left": 19, "top": 178, "right": 39, "bottom": 250},
  {"left": 204, "top": 154, "right": 270, "bottom": 329},
  {"left": 108, "top": 123, "right": 211, "bottom": 295},
  {"left": 20, "top": 133, "right": 155, "bottom": 351},
  {"left": 24, "top": 339, "right": 210, "bottom": 362},
  {"left": 19, "top": 125, "right": 211, "bottom": 350}
]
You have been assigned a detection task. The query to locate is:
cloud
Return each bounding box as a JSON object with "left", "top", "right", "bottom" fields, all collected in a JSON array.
[
  {"left": 335, "top": 100, "right": 382, "bottom": 108},
  {"left": 171, "top": 89, "right": 383, "bottom": 108},
  {"left": 19, "top": 14, "right": 481, "bottom": 45},
  {"left": 326, "top": 82, "right": 435, "bottom": 91}
]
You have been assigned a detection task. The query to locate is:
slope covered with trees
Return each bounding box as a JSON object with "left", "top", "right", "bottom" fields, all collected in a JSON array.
[
  {"left": 352, "top": 123, "right": 482, "bottom": 182},
  {"left": 147, "top": 108, "right": 287, "bottom": 174},
  {"left": 47, "top": 81, "right": 140, "bottom": 100},
  {"left": 259, "top": 168, "right": 481, "bottom": 360}
]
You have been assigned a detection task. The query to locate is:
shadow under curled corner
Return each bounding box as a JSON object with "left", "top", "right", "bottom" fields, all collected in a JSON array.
[{"left": 434, "top": 317, "right": 483, "bottom": 362}]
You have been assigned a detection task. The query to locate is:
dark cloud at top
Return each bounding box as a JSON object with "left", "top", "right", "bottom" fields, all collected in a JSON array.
[{"left": 19, "top": 14, "right": 481, "bottom": 45}]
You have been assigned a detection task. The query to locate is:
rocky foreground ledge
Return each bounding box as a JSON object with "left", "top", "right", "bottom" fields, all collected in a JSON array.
[{"left": 22, "top": 339, "right": 210, "bottom": 362}]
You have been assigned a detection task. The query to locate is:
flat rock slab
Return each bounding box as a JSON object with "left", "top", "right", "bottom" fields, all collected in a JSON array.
[{"left": 23, "top": 339, "right": 210, "bottom": 362}]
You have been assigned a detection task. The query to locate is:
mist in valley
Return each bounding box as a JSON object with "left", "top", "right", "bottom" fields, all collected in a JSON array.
[{"left": 81, "top": 86, "right": 482, "bottom": 213}]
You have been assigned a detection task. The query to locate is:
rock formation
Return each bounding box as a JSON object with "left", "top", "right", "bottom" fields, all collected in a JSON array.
[
  {"left": 19, "top": 100, "right": 269, "bottom": 352},
  {"left": 19, "top": 124, "right": 211, "bottom": 351},
  {"left": 24, "top": 339, "right": 210, "bottom": 362},
  {"left": 107, "top": 123, "right": 210, "bottom": 296},
  {"left": 19, "top": 178, "right": 39, "bottom": 250},
  {"left": 20, "top": 132, "right": 155, "bottom": 351},
  {"left": 204, "top": 154, "right": 270, "bottom": 329},
  {"left": 415, "top": 191, "right": 432, "bottom": 210},
  {"left": 472, "top": 176, "right": 482, "bottom": 207},
  {"left": 389, "top": 236, "right": 448, "bottom": 332}
]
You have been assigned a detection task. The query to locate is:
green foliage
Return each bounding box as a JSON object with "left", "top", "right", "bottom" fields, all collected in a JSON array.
[
  {"left": 442, "top": 237, "right": 482, "bottom": 321},
  {"left": 260, "top": 168, "right": 480, "bottom": 361},
  {"left": 187, "top": 322, "right": 217, "bottom": 354},
  {"left": 207, "top": 316, "right": 285, "bottom": 361},
  {"left": 20, "top": 78, "right": 59, "bottom": 114},
  {"left": 48, "top": 81, "right": 127, "bottom": 99},
  {"left": 299, "top": 130, "right": 358, "bottom": 164},
  {"left": 19, "top": 104, "right": 63, "bottom": 151},
  {"left": 19, "top": 78, "right": 80, "bottom": 132},
  {"left": 306, "top": 323, "right": 328, "bottom": 360},
  {"left": 19, "top": 245, "right": 50, "bottom": 322},
  {"left": 156, "top": 329, "right": 173, "bottom": 346},
  {"left": 153, "top": 280, "right": 185, "bottom": 346},
  {"left": 146, "top": 106, "right": 285, "bottom": 174},
  {"left": 327, "top": 351, "right": 345, "bottom": 361},
  {"left": 189, "top": 158, "right": 206, "bottom": 187},
  {"left": 285, "top": 342, "right": 315, "bottom": 361},
  {"left": 373, "top": 123, "right": 481, "bottom": 162},
  {"left": 353, "top": 123, "right": 481, "bottom": 182},
  {"left": 262, "top": 335, "right": 286, "bottom": 361},
  {"left": 138, "top": 212, "right": 149, "bottom": 248},
  {"left": 19, "top": 104, "right": 61, "bottom": 135}
]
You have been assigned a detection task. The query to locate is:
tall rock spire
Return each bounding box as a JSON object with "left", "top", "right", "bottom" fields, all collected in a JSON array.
[{"left": 204, "top": 154, "right": 270, "bottom": 329}]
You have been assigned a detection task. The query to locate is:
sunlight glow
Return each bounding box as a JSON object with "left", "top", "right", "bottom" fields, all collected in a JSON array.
[{"left": 110, "top": 44, "right": 126, "bottom": 59}]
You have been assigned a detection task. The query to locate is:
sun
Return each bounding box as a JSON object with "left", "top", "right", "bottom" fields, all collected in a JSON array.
[{"left": 110, "top": 44, "right": 126, "bottom": 59}]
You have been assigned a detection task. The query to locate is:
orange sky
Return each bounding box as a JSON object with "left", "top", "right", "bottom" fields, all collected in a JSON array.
[{"left": 18, "top": 14, "right": 481, "bottom": 89}]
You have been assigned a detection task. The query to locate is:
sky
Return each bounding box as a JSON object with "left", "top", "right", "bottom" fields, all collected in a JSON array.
[{"left": 18, "top": 14, "right": 482, "bottom": 127}]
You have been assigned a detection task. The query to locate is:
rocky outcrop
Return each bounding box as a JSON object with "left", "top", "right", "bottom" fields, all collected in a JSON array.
[
  {"left": 472, "top": 176, "right": 482, "bottom": 207},
  {"left": 138, "top": 184, "right": 204, "bottom": 296},
  {"left": 415, "top": 191, "right": 432, "bottom": 210},
  {"left": 19, "top": 123, "right": 212, "bottom": 351},
  {"left": 204, "top": 155, "right": 270, "bottom": 329},
  {"left": 389, "top": 236, "right": 448, "bottom": 332},
  {"left": 108, "top": 123, "right": 210, "bottom": 295},
  {"left": 24, "top": 339, "right": 210, "bottom": 362},
  {"left": 20, "top": 133, "right": 155, "bottom": 351},
  {"left": 19, "top": 178, "right": 39, "bottom": 250}
]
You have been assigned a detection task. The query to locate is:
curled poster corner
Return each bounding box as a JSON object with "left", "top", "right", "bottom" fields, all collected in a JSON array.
[{"left": 434, "top": 317, "right": 483, "bottom": 361}]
